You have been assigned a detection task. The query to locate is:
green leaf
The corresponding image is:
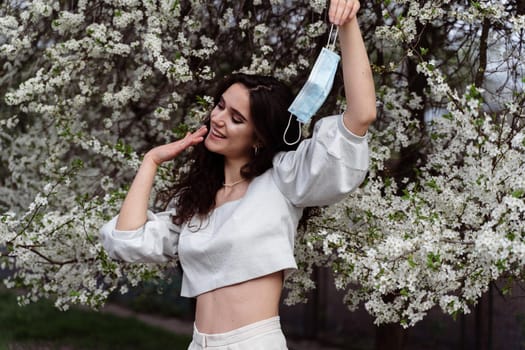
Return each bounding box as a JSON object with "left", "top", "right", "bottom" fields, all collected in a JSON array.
[
  {"left": 425, "top": 179, "right": 440, "bottom": 192},
  {"left": 451, "top": 309, "right": 459, "bottom": 321},
  {"left": 171, "top": 0, "right": 180, "bottom": 12},
  {"left": 407, "top": 255, "right": 417, "bottom": 268},
  {"left": 474, "top": 117, "right": 484, "bottom": 127},
  {"left": 495, "top": 259, "right": 506, "bottom": 271},
  {"left": 71, "top": 158, "right": 84, "bottom": 169},
  {"left": 388, "top": 210, "right": 406, "bottom": 221},
  {"left": 426, "top": 252, "right": 441, "bottom": 271},
  {"left": 467, "top": 85, "right": 483, "bottom": 101},
  {"left": 196, "top": 95, "right": 210, "bottom": 107},
  {"left": 172, "top": 123, "right": 189, "bottom": 139}
]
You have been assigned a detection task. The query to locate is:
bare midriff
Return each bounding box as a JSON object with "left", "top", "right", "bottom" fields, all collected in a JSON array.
[{"left": 194, "top": 271, "right": 283, "bottom": 334}]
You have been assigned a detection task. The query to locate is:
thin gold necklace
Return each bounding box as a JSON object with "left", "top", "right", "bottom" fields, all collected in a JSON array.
[{"left": 222, "top": 178, "right": 246, "bottom": 187}]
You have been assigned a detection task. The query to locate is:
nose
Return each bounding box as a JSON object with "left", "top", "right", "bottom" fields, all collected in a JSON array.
[{"left": 211, "top": 108, "right": 227, "bottom": 126}]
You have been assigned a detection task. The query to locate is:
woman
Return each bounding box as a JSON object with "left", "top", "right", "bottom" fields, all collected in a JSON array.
[{"left": 100, "top": 1, "right": 375, "bottom": 348}]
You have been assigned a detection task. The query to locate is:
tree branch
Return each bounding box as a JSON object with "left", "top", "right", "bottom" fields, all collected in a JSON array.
[{"left": 475, "top": 18, "right": 490, "bottom": 87}]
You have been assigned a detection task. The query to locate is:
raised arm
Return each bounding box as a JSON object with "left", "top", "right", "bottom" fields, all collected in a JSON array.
[
  {"left": 115, "top": 126, "right": 207, "bottom": 230},
  {"left": 329, "top": 0, "right": 376, "bottom": 136}
]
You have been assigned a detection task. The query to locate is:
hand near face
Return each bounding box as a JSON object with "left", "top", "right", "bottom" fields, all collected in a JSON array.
[
  {"left": 145, "top": 125, "right": 208, "bottom": 166},
  {"left": 329, "top": 0, "right": 360, "bottom": 26}
]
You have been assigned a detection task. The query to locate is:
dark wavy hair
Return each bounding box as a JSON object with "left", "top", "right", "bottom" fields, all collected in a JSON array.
[{"left": 171, "top": 73, "right": 302, "bottom": 225}]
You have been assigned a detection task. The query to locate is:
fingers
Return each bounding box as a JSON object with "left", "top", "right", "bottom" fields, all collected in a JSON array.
[
  {"left": 330, "top": 0, "right": 349, "bottom": 25},
  {"left": 329, "top": 0, "right": 360, "bottom": 26},
  {"left": 181, "top": 125, "right": 207, "bottom": 148},
  {"left": 146, "top": 125, "right": 208, "bottom": 165},
  {"left": 349, "top": 1, "right": 360, "bottom": 19},
  {"left": 176, "top": 125, "right": 207, "bottom": 154},
  {"left": 193, "top": 125, "right": 208, "bottom": 138}
]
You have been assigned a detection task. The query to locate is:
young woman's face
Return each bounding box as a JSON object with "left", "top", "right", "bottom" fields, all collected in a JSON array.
[{"left": 205, "top": 83, "right": 257, "bottom": 162}]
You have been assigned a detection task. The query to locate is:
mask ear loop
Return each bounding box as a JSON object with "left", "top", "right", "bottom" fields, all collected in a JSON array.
[
  {"left": 327, "top": 24, "right": 339, "bottom": 50},
  {"left": 283, "top": 113, "right": 302, "bottom": 146}
]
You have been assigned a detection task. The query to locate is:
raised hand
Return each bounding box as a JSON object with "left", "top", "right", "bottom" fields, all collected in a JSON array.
[
  {"left": 335, "top": 0, "right": 375, "bottom": 136},
  {"left": 145, "top": 125, "right": 208, "bottom": 166},
  {"left": 116, "top": 125, "right": 208, "bottom": 230},
  {"left": 329, "top": 0, "right": 360, "bottom": 26}
]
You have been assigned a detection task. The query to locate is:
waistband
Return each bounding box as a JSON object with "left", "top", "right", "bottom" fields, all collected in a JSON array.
[{"left": 192, "top": 316, "right": 281, "bottom": 347}]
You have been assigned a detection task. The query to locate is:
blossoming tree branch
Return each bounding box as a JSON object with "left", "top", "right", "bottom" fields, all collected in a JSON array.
[{"left": 1, "top": 0, "right": 524, "bottom": 327}]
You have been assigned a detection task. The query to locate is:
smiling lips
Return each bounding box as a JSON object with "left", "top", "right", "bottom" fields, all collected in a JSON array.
[{"left": 211, "top": 128, "right": 226, "bottom": 139}]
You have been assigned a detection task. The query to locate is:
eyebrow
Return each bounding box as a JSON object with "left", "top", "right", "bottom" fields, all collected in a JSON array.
[{"left": 220, "top": 96, "right": 248, "bottom": 122}]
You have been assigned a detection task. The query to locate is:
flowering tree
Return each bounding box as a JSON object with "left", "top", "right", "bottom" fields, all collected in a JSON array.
[
  {"left": 1, "top": 0, "right": 524, "bottom": 327},
  {"left": 287, "top": 0, "right": 525, "bottom": 327}
]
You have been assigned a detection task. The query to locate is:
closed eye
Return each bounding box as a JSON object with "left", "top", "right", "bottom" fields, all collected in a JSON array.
[
  {"left": 232, "top": 115, "right": 243, "bottom": 124},
  {"left": 217, "top": 95, "right": 248, "bottom": 124}
]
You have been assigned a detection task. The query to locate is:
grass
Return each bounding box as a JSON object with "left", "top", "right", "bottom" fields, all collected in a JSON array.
[{"left": 0, "top": 289, "right": 192, "bottom": 350}]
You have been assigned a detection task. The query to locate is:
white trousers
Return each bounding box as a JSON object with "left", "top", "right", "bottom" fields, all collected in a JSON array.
[{"left": 187, "top": 316, "right": 288, "bottom": 350}]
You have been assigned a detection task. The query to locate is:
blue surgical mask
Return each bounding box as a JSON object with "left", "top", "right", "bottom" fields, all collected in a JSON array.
[{"left": 284, "top": 25, "right": 340, "bottom": 145}]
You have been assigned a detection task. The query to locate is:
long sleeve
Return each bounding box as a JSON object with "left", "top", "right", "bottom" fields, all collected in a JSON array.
[
  {"left": 272, "top": 114, "right": 368, "bottom": 207},
  {"left": 99, "top": 207, "right": 180, "bottom": 263}
]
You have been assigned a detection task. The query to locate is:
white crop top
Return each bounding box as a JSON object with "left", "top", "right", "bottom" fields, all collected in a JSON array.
[{"left": 100, "top": 114, "right": 369, "bottom": 297}]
